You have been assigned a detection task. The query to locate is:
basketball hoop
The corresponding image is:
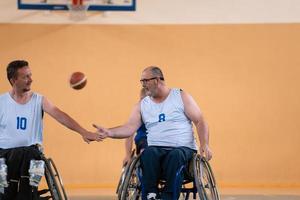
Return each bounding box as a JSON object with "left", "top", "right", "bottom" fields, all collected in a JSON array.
[{"left": 68, "top": 0, "right": 90, "bottom": 21}]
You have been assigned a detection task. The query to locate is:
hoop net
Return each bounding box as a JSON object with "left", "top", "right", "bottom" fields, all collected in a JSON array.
[{"left": 68, "top": 0, "right": 90, "bottom": 21}]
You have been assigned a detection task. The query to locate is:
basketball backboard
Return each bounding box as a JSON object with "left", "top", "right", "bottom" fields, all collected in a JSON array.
[{"left": 17, "top": 0, "right": 136, "bottom": 11}]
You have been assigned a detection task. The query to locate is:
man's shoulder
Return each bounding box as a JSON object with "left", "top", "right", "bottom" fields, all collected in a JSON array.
[
  {"left": 170, "top": 88, "right": 187, "bottom": 99},
  {"left": 171, "top": 88, "right": 184, "bottom": 94},
  {"left": 29, "top": 92, "right": 44, "bottom": 106},
  {"left": 141, "top": 96, "right": 150, "bottom": 103},
  {"left": 0, "top": 92, "right": 9, "bottom": 101},
  {"left": 31, "top": 92, "right": 43, "bottom": 99}
]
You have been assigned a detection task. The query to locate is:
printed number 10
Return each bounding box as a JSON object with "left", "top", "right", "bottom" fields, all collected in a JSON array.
[{"left": 17, "top": 117, "right": 27, "bottom": 130}]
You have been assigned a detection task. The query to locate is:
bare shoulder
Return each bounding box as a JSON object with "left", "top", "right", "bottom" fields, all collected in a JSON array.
[
  {"left": 126, "top": 101, "right": 143, "bottom": 130},
  {"left": 42, "top": 96, "right": 56, "bottom": 113},
  {"left": 180, "top": 89, "right": 202, "bottom": 116},
  {"left": 42, "top": 96, "right": 49, "bottom": 106},
  {"left": 133, "top": 101, "right": 142, "bottom": 113},
  {"left": 180, "top": 89, "right": 193, "bottom": 104}
]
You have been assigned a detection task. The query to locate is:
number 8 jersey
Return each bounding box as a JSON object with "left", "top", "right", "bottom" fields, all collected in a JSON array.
[{"left": 0, "top": 92, "right": 43, "bottom": 149}]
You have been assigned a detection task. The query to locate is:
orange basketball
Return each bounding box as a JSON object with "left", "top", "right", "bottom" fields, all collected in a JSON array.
[{"left": 69, "top": 71, "right": 87, "bottom": 90}]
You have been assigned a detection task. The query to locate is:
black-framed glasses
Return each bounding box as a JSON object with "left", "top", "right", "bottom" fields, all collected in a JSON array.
[{"left": 140, "top": 77, "right": 158, "bottom": 84}]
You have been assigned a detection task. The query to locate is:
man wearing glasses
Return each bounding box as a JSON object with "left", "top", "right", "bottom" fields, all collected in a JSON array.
[{"left": 94, "top": 66, "right": 212, "bottom": 200}]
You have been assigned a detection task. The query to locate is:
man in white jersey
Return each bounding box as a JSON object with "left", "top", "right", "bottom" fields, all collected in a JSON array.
[
  {"left": 94, "top": 66, "right": 212, "bottom": 200},
  {"left": 0, "top": 60, "right": 101, "bottom": 200}
]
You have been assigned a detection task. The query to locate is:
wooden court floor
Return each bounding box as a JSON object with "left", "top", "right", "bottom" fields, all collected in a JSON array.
[
  {"left": 67, "top": 188, "right": 300, "bottom": 200},
  {"left": 69, "top": 195, "right": 300, "bottom": 200}
]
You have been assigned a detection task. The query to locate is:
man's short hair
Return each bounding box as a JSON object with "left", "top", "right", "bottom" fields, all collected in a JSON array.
[
  {"left": 147, "top": 66, "right": 165, "bottom": 81},
  {"left": 7, "top": 60, "right": 28, "bottom": 85}
]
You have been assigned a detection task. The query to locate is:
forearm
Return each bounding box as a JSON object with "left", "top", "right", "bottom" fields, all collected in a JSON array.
[
  {"left": 94, "top": 102, "right": 142, "bottom": 140},
  {"left": 195, "top": 120, "right": 209, "bottom": 147},
  {"left": 108, "top": 125, "right": 136, "bottom": 139},
  {"left": 54, "top": 110, "right": 86, "bottom": 135}
]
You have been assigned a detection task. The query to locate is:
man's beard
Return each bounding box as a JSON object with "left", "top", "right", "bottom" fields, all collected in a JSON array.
[
  {"left": 22, "top": 87, "right": 30, "bottom": 92},
  {"left": 146, "top": 90, "right": 154, "bottom": 97}
]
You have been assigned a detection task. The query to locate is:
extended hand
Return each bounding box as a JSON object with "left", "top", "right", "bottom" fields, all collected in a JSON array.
[
  {"left": 82, "top": 131, "right": 102, "bottom": 143},
  {"left": 93, "top": 124, "right": 110, "bottom": 140}
]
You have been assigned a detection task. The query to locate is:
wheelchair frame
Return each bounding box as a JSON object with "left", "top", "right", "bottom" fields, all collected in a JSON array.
[
  {"left": 119, "top": 153, "right": 220, "bottom": 200},
  {"left": 40, "top": 153, "right": 68, "bottom": 200}
]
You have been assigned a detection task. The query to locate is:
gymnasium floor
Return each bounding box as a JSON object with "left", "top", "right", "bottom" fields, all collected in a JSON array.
[
  {"left": 67, "top": 188, "right": 300, "bottom": 200},
  {"left": 69, "top": 194, "right": 300, "bottom": 200}
]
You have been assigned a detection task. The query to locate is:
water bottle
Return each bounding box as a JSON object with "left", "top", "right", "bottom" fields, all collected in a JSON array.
[
  {"left": 0, "top": 158, "right": 8, "bottom": 193},
  {"left": 28, "top": 160, "right": 45, "bottom": 187}
]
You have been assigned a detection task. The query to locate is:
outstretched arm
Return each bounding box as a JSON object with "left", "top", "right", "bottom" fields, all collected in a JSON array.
[
  {"left": 42, "top": 96, "right": 101, "bottom": 143},
  {"left": 181, "top": 90, "right": 212, "bottom": 160},
  {"left": 93, "top": 102, "right": 142, "bottom": 140}
]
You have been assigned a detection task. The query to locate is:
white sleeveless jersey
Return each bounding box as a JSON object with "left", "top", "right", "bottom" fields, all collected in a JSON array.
[
  {"left": 141, "top": 88, "right": 197, "bottom": 150},
  {"left": 0, "top": 92, "right": 43, "bottom": 149}
]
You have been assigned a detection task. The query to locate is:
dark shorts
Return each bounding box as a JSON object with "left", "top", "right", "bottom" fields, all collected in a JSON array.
[{"left": 0, "top": 145, "right": 42, "bottom": 200}]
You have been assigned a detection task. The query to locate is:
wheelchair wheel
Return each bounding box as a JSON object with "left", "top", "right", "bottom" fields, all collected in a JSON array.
[
  {"left": 116, "top": 161, "right": 132, "bottom": 199},
  {"left": 120, "top": 155, "right": 142, "bottom": 200},
  {"left": 193, "top": 154, "right": 220, "bottom": 200},
  {"left": 117, "top": 150, "right": 136, "bottom": 199},
  {"left": 44, "top": 158, "right": 68, "bottom": 200}
]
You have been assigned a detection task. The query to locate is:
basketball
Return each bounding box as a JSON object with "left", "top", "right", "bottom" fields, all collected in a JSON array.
[{"left": 69, "top": 71, "right": 87, "bottom": 90}]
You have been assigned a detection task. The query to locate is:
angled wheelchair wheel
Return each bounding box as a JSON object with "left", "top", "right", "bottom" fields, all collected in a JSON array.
[
  {"left": 117, "top": 151, "right": 136, "bottom": 199},
  {"left": 44, "top": 158, "right": 68, "bottom": 200},
  {"left": 120, "top": 155, "right": 142, "bottom": 200},
  {"left": 116, "top": 161, "right": 132, "bottom": 199},
  {"left": 193, "top": 154, "right": 220, "bottom": 200},
  {"left": 116, "top": 164, "right": 128, "bottom": 199}
]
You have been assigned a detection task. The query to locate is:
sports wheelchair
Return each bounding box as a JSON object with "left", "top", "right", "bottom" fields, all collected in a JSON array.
[
  {"left": 0, "top": 145, "right": 68, "bottom": 200},
  {"left": 118, "top": 153, "right": 220, "bottom": 200},
  {"left": 38, "top": 153, "right": 68, "bottom": 200}
]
